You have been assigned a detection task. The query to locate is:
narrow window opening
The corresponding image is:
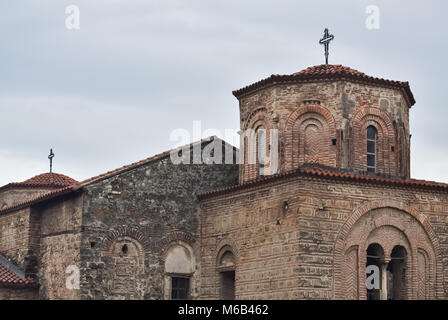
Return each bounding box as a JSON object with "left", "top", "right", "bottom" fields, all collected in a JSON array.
[
  {"left": 121, "top": 244, "right": 128, "bottom": 255},
  {"left": 220, "top": 271, "right": 235, "bottom": 300},
  {"left": 171, "top": 277, "right": 190, "bottom": 300},
  {"left": 332, "top": 138, "right": 337, "bottom": 146},
  {"left": 366, "top": 126, "right": 378, "bottom": 173}
]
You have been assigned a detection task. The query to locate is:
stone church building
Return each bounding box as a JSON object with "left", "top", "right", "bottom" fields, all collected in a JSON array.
[{"left": 1, "top": 64, "right": 448, "bottom": 300}]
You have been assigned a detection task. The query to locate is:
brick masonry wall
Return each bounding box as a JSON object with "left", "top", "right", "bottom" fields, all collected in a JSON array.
[
  {"left": 0, "top": 208, "right": 34, "bottom": 272},
  {"left": 237, "top": 80, "right": 410, "bottom": 181},
  {"left": 38, "top": 193, "right": 83, "bottom": 300},
  {"left": 200, "top": 176, "right": 448, "bottom": 300},
  {"left": 79, "top": 145, "right": 239, "bottom": 299}
]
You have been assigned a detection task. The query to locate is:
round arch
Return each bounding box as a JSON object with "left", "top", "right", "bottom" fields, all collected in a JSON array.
[{"left": 333, "top": 199, "right": 443, "bottom": 300}]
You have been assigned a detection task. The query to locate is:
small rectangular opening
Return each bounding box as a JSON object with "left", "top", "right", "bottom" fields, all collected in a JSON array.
[
  {"left": 220, "top": 271, "right": 235, "bottom": 300},
  {"left": 332, "top": 139, "right": 337, "bottom": 146}
]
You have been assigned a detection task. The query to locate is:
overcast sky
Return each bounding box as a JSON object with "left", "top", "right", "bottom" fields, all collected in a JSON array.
[{"left": 1, "top": 0, "right": 447, "bottom": 185}]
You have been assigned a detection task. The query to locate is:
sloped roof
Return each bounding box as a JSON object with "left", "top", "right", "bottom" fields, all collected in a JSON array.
[
  {"left": 0, "top": 172, "right": 78, "bottom": 192},
  {"left": 232, "top": 64, "right": 415, "bottom": 106},
  {"left": 0, "top": 136, "right": 236, "bottom": 215},
  {"left": 0, "top": 255, "right": 36, "bottom": 287}
]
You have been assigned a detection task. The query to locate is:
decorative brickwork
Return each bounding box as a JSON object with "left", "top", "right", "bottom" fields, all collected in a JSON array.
[{"left": 285, "top": 103, "right": 337, "bottom": 170}]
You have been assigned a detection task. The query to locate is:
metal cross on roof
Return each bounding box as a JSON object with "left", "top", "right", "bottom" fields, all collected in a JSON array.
[
  {"left": 48, "top": 149, "right": 54, "bottom": 173},
  {"left": 319, "top": 28, "right": 334, "bottom": 65}
]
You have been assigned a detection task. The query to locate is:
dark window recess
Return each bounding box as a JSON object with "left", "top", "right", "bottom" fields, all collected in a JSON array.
[
  {"left": 220, "top": 271, "right": 236, "bottom": 300},
  {"left": 171, "top": 277, "right": 189, "bottom": 300},
  {"left": 367, "top": 141, "right": 375, "bottom": 153},
  {"left": 391, "top": 146, "right": 395, "bottom": 152},
  {"left": 121, "top": 244, "right": 128, "bottom": 255},
  {"left": 366, "top": 126, "right": 378, "bottom": 173},
  {"left": 367, "top": 154, "right": 375, "bottom": 167},
  {"left": 367, "top": 126, "right": 377, "bottom": 140},
  {"left": 332, "top": 139, "right": 337, "bottom": 146}
]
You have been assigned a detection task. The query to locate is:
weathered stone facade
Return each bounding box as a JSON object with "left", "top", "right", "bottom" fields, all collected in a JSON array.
[
  {"left": 0, "top": 64, "right": 447, "bottom": 300},
  {"left": 78, "top": 143, "right": 238, "bottom": 299}
]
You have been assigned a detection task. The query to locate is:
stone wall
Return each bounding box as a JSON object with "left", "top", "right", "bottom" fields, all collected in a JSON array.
[
  {"left": 38, "top": 192, "right": 83, "bottom": 300},
  {"left": 199, "top": 175, "right": 448, "bottom": 300},
  {"left": 237, "top": 80, "right": 410, "bottom": 182},
  {"left": 79, "top": 142, "right": 239, "bottom": 300}
]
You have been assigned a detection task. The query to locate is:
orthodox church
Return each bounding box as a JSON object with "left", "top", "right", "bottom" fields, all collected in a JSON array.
[{"left": 1, "top": 53, "right": 447, "bottom": 300}]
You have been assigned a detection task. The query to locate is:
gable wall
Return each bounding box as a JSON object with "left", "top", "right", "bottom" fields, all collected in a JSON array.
[{"left": 78, "top": 151, "right": 238, "bottom": 299}]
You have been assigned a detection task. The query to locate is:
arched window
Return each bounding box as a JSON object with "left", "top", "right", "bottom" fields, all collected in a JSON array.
[
  {"left": 366, "top": 126, "right": 378, "bottom": 173},
  {"left": 257, "top": 128, "right": 267, "bottom": 177},
  {"left": 366, "top": 243, "right": 384, "bottom": 300},
  {"left": 164, "top": 244, "right": 195, "bottom": 300},
  {"left": 217, "top": 246, "right": 236, "bottom": 300}
]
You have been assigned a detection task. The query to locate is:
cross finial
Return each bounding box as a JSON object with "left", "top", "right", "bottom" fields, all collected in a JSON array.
[
  {"left": 48, "top": 149, "right": 55, "bottom": 173},
  {"left": 319, "top": 28, "right": 334, "bottom": 65}
]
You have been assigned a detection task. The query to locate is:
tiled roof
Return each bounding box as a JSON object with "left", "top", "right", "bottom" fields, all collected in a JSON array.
[
  {"left": 0, "top": 172, "right": 78, "bottom": 192},
  {"left": 198, "top": 165, "right": 448, "bottom": 200},
  {"left": 78, "top": 136, "right": 236, "bottom": 187},
  {"left": 0, "top": 136, "right": 236, "bottom": 215},
  {"left": 232, "top": 64, "right": 416, "bottom": 106},
  {"left": 0, "top": 257, "right": 36, "bottom": 286},
  {"left": 22, "top": 172, "right": 78, "bottom": 187}
]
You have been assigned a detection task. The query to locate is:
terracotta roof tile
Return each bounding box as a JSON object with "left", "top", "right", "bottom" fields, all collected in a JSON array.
[
  {"left": 22, "top": 172, "right": 78, "bottom": 187},
  {"left": 0, "top": 136, "right": 235, "bottom": 215},
  {"left": 232, "top": 64, "right": 415, "bottom": 106},
  {"left": 0, "top": 259, "right": 36, "bottom": 286},
  {"left": 0, "top": 173, "right": 78, "bottom": 192}
]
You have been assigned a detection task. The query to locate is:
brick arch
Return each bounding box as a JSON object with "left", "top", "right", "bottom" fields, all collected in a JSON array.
[
  {"left": 243, "top": 107, "right": 269, "bottom": 131},
  {"left": 352, "top": 107, "right": 394, "bottom": 133},
  {"left": 215, "top": 238, "right": 240, "bottom": 266},
  {"left": 351, "top": 107, "right": 397, "bottom": 175},
  {"left": 102, "top": 232, "right": 146, "bottom": 299},
  {"left": 101, "top": 226, "right": 151, "bottom": 255},
  {"left": 241, "top": 108, "right": 271, "bottom": 182},
  {"left": 285, "top": 104, "right": 337, "bottom": 171},
  {"left": 157, "top": 231, "right": 196, "bottom": 253},
  {"left": 333, "top": 199, "right": 443, "bottom": 300}
]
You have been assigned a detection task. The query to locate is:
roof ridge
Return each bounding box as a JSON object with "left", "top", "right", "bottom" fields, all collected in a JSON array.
[
  {"left": 0, "top": 136, "right": 238, "bottom": 215},
  {"left": 198, "top": 166, "right": 448, "bottom": 200},
  {"left": 232, "top": 64, "right": 415, "bottom": 106}
]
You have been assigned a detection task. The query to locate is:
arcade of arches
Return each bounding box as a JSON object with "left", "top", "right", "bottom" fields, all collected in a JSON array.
[{"left": 338, "top": 207, "right": 437, "bottom": 300}]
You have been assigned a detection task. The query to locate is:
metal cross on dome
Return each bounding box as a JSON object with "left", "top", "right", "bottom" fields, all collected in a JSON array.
[
  {"left": 48, "top": 149, "right": 54, "bottom": 173},
  {"left": 319, "top": 28, "right": 334, "bottom": 65}
]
